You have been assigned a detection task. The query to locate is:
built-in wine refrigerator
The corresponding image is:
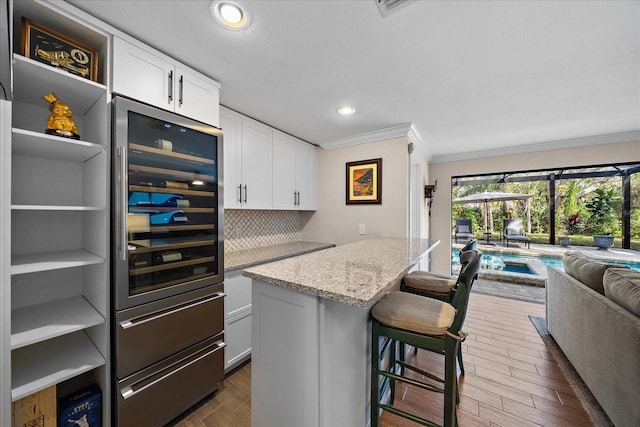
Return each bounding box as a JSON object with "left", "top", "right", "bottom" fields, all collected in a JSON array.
[{"left": 111, "top": 96, "right": 225, "bottom": 426}]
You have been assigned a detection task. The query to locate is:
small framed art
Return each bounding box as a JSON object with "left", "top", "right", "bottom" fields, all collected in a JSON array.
[
  {"left": 346, "top": 158, "right": 382, "bottom": 205},
  {"left": 21, "top": 18, "right": 99, "bottom": 81}
]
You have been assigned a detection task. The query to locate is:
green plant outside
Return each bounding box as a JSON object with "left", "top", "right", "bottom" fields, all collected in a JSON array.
[{"left": 585, "top": 188, "right": 618, "bottom": 235}]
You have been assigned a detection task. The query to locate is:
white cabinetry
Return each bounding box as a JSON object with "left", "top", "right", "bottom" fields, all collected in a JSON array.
[
  {"left": 112, "top": 36, "right": 220, "bottom": 126},
  {"left": 273, "top": 131, "right": 317, "bottom": 210},
  {"left": 2, "top": 1, "right": 111, "bottom": 425},
  {"left": 223, "top": 270, "right": 252, "bottom": 372},
  {"left": 220, "top": 107, "right": 273, "bottom": 209},
  {"left": 221, "top": 106, "right": 316, "bottom": 210}
]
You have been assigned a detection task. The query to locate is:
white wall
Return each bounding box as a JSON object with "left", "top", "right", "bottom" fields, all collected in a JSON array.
[
  {"left": 428, "top": 139, "right": 640, "bottom": 274},
  {"left": 301, "top": 137, "right": 411, "bottom": 246}
]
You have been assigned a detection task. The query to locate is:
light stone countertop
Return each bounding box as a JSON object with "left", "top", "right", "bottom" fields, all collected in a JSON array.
[
  {"left": 225, "top": 241, "right": 336, "bottom": 272},
  {"left": 243, "top": 237, "right": 440, "bottom": 308}
]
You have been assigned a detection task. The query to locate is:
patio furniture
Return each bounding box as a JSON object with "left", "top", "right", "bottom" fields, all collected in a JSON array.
[
  {"left": 454, "top": 218, "right": 475, "bottom": 243},
  {"left": 370, "top": 250, "right": 482, "bottom": 427},
  {"left": 503, "top": 219, "right": 530, "bottom": 248}
]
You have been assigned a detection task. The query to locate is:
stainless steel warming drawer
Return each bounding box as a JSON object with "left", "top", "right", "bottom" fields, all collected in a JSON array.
[
  {"left": 117, "top": 333, "right": 226, "bottom": 427},
  {"left": 115, "top": 284, "right": 225, "bottom": 378}
]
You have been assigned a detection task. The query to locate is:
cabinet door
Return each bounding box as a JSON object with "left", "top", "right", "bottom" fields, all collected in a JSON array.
[
  {"left": 272, "top": 131, "right": 296, "bottom": 210},
  {"left": 175, "top": 66, "right": 220, "bottom": 127},
  {"left": 112, "top": 37, "right": 173, "bottom": 109},
  {"left": 241, "top": 118, "right": 273, "bottom": 209},
  {"left": 224, "top": 271, "right": 252, "bottom": 371},
  {"left": 220, "top": 108, "right": 242, "bottom": 209},
  {"left": 295, "top": 142, "right": 317, "bottom": 210}
]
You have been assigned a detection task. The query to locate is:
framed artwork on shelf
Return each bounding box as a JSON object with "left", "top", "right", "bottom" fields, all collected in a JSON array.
[
  {"left": 346, "top": 157, "right": 382, "bottom": 205},
  {"left": 21, "top": 17, "right": 99, "bottom": 82}
]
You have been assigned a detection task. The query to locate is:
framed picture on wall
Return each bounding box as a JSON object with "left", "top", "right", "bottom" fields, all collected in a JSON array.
[{"left": 346, "top": 158, "right": 382, "bottom": 205}]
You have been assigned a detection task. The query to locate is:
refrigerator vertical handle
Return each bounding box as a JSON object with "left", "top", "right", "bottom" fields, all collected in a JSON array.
[
  {"left": 118, "top": 146, "right": 128, "bottom": 261},
  {"left": 168, "top": 70, "right": 173, "bottom": 103}
]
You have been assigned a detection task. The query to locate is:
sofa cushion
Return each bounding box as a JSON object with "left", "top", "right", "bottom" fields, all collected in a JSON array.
[
  {"left": 562, "top": 251, "right": 617, "bottom": 295},
  {"left": 603, "top": 267, "right": 640, "bottom": 317}
]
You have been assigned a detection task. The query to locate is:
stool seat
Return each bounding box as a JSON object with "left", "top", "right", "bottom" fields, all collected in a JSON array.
[
  {"left": 372, "top": 291, "right": 455, "bottom": 336},
  {"left": 403, "top": 271, "right": 457, "bottom": 294}
]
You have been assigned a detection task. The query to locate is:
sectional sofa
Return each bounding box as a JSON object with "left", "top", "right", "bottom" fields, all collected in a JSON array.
[{"left": 546, "top": 251, "right": 640, "bottom": 427}]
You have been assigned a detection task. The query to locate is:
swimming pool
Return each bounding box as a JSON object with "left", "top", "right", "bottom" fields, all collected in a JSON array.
[{"left": 453, "top": 250, "right": 640, "bottom": 272}]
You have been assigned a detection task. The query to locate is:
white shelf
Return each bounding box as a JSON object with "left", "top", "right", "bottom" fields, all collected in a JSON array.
[
  {"left": 11, "top": 296, "right": 105, "bottom": 350},
  {"left": 12, "top": 54, "right": 106, "bottom": 115},
  {"left": 10, "top": 249, "right": 104, "bottom": 276},
  {"left": 12, "top": 205, "right": 105, "bottom": 211},
  {"left": 12, "top": 128, "right": 104, "bottom": 162},
  {"left": 11, "top": 331, "right": 106, "bottom": 401}
]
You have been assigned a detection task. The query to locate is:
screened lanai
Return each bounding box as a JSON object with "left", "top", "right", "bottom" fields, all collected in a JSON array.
[{"left": 451, "top": 162, "right": 640, "bottom": 249}]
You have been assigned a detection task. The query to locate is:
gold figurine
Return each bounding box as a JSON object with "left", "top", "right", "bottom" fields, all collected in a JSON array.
[{"left": 43, "top": 92, "right": 80, "bottom": 139}]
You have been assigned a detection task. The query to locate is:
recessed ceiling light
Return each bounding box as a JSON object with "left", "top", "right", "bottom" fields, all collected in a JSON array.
[
  {"left": 337, "top": 105, "right": 356, "bottom": 116},
  {"left": 211, "top": 1, "right": 250, "bottom": 30}
]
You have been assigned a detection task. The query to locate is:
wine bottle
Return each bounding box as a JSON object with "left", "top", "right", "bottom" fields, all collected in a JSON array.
[
  {"left": 152, "top": 250, "right": 193, "bottom": 265},
  {"left": 164, "top": 180, "right": 189, "bottom": 190},
  {"left": 152, "top": 139, "right": 173, "bottom": 151},
  {"left": 153, "top": 251, "right": 182, "bottom": 265}
]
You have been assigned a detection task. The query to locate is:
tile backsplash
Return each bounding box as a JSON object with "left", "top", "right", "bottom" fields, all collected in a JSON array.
[{"left": 224, "top": 209, "right": 301, "bottom": 251}]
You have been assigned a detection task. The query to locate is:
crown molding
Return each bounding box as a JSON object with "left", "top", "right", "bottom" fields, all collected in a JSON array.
[
  {"left": 319, "top": 123, "right": 431, "bottom": 158},
  {"left": 429, "top": 130, "right": 640, "bottom": 164}
]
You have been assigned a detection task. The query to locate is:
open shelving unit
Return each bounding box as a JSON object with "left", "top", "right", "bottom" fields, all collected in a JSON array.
[{"left": 2, "top": 1, "right": 112, "bottom": 424}]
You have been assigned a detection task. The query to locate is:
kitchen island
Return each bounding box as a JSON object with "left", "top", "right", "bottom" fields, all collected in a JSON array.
[{"left": 243, "top": 237, "right": 439, "bottom": 427}]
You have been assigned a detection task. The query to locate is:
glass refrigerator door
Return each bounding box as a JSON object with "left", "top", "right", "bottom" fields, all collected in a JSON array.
[{"left": 123, "top": 109, "right": 220, "bottom": 303}]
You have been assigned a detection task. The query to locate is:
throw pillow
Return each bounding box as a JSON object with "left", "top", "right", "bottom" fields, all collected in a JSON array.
[
  {"left": 604, "top": 267, "right": 640, "bottom": 317},
  {"left": 562, "top": 251, "right": 617, "bottom": 295}
]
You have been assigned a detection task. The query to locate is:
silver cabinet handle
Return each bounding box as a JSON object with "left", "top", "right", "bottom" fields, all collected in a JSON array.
[
  {"left": 297, "top": 191, "right": 300, "bottom": 206},
  {"left": 243, "top": 185, "right": 247, "bottom": 203},
  {"left": 168, "top": 70, "right": 173, "bottom": 103},
  {"left": 178, "top": 75, "right": 184, "bottom": 106},
  {"left": 120, "top": 340, "right": 226, "bottom": 400},
  {"left": 238, "top": 185, "right": 242, "bottom": 203},
  {"left": 118, "top": 147, "right": 128, "bottom": 261},
  {"left": 119, "top": 292, "right": 226, "bottom": 330}
]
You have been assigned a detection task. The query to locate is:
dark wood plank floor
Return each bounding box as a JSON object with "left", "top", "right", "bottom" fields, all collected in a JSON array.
[{"left": 173, "top": 292, "right": 595, "bottom": 427}]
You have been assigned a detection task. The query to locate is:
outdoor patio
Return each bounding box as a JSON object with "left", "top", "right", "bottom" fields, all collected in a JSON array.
[{"left": 454, "top": 240, "right": 640, "bottom": 304}]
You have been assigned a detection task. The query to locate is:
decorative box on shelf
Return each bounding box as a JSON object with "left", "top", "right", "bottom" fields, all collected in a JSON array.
[
  {"left": 57, "top": 384, "right": 101, "bottom": 427},
  {"left": 12, "top": 385, "right": 56, "bottom": 427}
]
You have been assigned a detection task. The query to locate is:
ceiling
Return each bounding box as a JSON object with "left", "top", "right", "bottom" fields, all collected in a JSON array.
[{"left": 67, "top": 0, "right": 640, "bottom": 162}]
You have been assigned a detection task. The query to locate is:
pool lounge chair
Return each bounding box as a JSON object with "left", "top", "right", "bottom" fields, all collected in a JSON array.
[
  {"left": 503, "top": 219, "right": 530, "bottom": 249},
  {"left": 454, "top": 219, "right": 475, "bottom": 243}
]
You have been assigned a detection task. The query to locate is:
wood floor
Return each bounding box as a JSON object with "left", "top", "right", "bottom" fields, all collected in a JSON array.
[{"left": 172, "top": 292, "right": 595, "bottom": 427}]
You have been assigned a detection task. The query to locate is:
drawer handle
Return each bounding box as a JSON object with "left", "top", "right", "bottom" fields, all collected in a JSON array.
[
  {"left": 120, "top": 340, "right": 226, "bottom": 400},
  {"left": 120, "top": 292, "right": 225, "bottom": 330}
]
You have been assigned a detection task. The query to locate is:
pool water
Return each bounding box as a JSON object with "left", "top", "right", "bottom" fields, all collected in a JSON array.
[
  {"left": 453, "top": 250, "right": 640, "bottom": 272},
  {"left": 503, "top": 263, "right": 536, "bottom": 274}
]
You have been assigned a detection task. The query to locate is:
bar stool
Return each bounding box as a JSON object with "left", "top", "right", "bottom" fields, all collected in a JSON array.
[
  {"left": 401, "top": 240, "right": 477, "bottom": 374},
  {"left": 401, "top": 239, "right": 476, "bottom": 303},
  {"left": 370, "top": 250, "right": 482, "bottom": 427}
]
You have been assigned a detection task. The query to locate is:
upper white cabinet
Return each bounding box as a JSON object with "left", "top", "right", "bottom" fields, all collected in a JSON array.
[
  {"left": 221, "top": 107, "right": 273, "bottom": 209},
  {"left": 221, "top": 107, "right": 316, "bottom": 211},
  {"left": 273, "top": 131, "right": 317, "bottom": 210},
  {"left": 112, "top": 36, "right": 220, "bottom": 126}
]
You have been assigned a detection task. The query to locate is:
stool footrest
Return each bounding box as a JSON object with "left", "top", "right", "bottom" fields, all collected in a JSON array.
[
  {"left": 379, "top": 370, "right": 444, "bottom": 394},
  {"left": 379, "top": 403, "right": 442, "bottom": 427},
  {"left": 396, "top": 360, "right": 445, "bottom": 385}
]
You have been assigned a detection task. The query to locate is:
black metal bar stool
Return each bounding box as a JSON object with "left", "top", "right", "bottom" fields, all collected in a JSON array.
[{"left": 370, "top": 250, "right": 482, "bottom": 427}]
